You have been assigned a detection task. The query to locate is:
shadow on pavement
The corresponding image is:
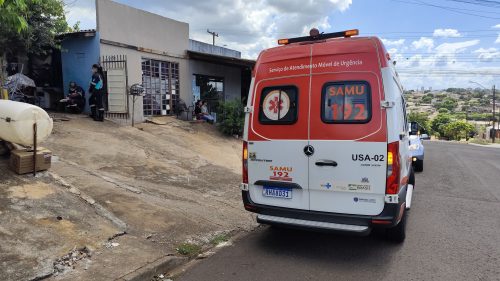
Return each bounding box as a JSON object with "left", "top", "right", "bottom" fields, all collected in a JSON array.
[{"left": 254, "top": 226, "right": 403, "bottom": 272}]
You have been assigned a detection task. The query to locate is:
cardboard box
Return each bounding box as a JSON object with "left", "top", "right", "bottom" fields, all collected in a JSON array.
[{"left": 10, "top": 147, "right": 52, "bottom": 174}]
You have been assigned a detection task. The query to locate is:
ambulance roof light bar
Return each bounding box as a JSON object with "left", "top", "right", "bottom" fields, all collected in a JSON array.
[{"left": 278, "top": 28, "right": 359, "bottom": 45}]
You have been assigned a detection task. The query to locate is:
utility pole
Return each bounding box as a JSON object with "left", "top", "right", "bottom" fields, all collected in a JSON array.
[
  {"left": 493, "top": 85, "right": 496, "bottom": 143},
  {"left": 207, "top": 29, "right": 219, "bottom": 46}
]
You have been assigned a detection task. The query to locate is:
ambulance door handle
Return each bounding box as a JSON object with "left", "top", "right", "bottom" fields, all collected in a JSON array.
[{"left": 315, "top": 160, "right": 338, "bottom": 167}]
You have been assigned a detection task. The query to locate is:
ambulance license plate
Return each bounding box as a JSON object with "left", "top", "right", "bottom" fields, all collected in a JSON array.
[{"left": 263, "top": 186, "right": 292, "bottom": 199}]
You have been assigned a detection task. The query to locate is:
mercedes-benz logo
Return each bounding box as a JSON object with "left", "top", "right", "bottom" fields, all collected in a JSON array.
[{"left": 304, "top": 145, "right": 314, "bottom": 157}]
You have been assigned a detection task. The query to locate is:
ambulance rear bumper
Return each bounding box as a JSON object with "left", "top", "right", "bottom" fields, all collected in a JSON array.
[
  {"left": 257, "top": 214, "right": 370, "bottom": 233},
  {"left": 242, "top": 188, "right": 406, "bottom": 233}
]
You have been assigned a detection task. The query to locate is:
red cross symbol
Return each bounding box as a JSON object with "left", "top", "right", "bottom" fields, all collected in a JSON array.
[{"left": 268, "top": 96, "right": 283, "bottom": 114}]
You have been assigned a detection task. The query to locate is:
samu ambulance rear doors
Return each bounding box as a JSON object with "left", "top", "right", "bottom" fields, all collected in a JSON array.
[
  {"left": 247, "top": 45, "right": 311, "bottom": 211},
  {"left": 307, "top": 39, "right": 388, "bottom": 216}
]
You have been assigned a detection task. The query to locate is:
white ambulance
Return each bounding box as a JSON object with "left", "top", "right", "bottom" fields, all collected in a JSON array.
[{"left": 240, "top": 29, "right": 415, "bottom": 242}]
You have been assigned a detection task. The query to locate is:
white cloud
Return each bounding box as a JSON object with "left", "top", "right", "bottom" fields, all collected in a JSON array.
[
  {"left": 473, "top": 47, "right": 500, "bottom": 62},
  {"left": 496, "top": 34, "right": 500, "bottom": 44},
  {"left": 64, "top": 2, "right": 96, "bottom": 30},
  {"left": 433, "top": 28, "right": 461, "bottom": 38},
  {"left": 65, "top": 0, "right": 353, "bottom": 58},
  {"left": 387, "top": 47, "right": 398, "bottom": 54},
  {"left": 63, "top": 1, "right": 500, "bottom": 90},
  {"left": 411, "top": 37, "right": 434, "bottom": 51},
  {"left": 394, "top": 38, "right": 500, "bottom": 89},
  {"left": 435, "top": 39, "right": 480, "bottom": 54},
  {"left": 381, "top": 38, "right": 405, "bottom": 47}
]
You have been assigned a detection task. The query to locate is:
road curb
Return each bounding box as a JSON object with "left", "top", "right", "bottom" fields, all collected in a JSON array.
[
  {"left": 118, "top": 256, "right": 187, "bottom": 281},
  {"left": 468, "top": 142, "right": 500, "bottom": 149}
]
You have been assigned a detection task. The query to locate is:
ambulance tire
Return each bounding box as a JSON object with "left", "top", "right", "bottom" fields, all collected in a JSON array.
[
  {"left": 409, "top": 168, "right": 415, "bottom": 187},
  {"left": 386, "top": 211, "right": 407, "bottom": 243},
  {"left": 414, "top": 159, "right": 424, "bottom": 172}
]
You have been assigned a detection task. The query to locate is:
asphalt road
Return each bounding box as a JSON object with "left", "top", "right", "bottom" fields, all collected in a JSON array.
[{"left": 177, "top": 142, "right": 500, "bottom": 281}]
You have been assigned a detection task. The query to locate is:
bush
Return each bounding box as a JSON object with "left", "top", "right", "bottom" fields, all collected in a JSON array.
[
  {"left": 438, "top": 108, "right": 449, "bottom": 114},
  {"left": 217, "top": 100, "right": 245, "bottom": 136},
  {"left": 435, "top": 97, "right": 458, "bottom": 112},
  {"left": 470, "top": 138, "right": 490, "bottom": 145},
  {"left": 421, "top": 96, "right": 433, "bottom": 104},
  {"left": 442, "top": 120, "right": 475, "bottom": 141}
]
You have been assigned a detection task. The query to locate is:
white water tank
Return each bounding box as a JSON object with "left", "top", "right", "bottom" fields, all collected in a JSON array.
[{"left": 0, "top": 100, "right": 53, "bottom": 146}]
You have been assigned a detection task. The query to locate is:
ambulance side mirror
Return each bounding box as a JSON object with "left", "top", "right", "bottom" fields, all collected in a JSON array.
[{"left": 399, "top": 132, "right": 406, "bottom": 140}]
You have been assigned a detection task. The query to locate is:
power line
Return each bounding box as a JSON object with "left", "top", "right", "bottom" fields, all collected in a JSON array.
[
  {"left": 392, "top": 0, "right": 500, "bottom": 19},
  {"left": 443, "top": 0, "right": 500, "bottom": 8}
]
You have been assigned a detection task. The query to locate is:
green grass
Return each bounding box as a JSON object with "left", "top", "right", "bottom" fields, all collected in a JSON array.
[
  {"left": 469, "top": 138, "right": 491, "bottom": 145},
  {"left": 176, "top": 243, "right": 202, "bottom": 257},
  {"left": 210, "top": 234, "right": 229, "bottom": 246}
]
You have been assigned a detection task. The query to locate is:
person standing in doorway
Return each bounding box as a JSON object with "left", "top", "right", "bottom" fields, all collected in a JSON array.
[{"left": 89, "top": 64, "right": 105, "bottom": 121}]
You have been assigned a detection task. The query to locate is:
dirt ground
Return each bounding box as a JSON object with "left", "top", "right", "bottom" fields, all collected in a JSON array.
[
  {"left": 0, "top": 162, "right": 121, "bottom": 281},
  {"left": 0, "top": 114, "right": 256, "bottom": 281}
]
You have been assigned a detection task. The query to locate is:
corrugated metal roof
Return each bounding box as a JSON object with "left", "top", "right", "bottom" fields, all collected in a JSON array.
[
  {"left": 57, "top": 29, "right": 96, "bottom": 39},
  {"left": 187, "top": 50, "right": 255, "bottom": 68}
]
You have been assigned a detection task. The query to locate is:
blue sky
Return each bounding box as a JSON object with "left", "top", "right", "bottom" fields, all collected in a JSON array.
[{"left": 66, "top": 0, "right": 500, "bottom": 90}]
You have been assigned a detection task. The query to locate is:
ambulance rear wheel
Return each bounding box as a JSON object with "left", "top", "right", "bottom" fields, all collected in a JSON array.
[{"left": 386, "top": 211, "right": 407, "bottom": 243}]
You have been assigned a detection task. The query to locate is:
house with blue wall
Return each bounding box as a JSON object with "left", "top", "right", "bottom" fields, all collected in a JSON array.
[{"left": 60, "top": 30, "right": 100, "bottom": 113}]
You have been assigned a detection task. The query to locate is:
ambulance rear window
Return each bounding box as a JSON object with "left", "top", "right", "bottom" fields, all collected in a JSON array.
[
  {"left": 259, "top": 86, "right": 298, "bottom": 125},
  {"left": 321, "top": 81, "right": 371, "bottom": 123}
]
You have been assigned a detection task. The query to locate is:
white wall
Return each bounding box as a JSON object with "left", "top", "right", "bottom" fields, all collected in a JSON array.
[
  {"left": 100, "top": 44, "right": 190, "bottom": 122},
  {"left": 96, "top": 0, "right": 189, "bottom": 57},
  {"left": 96, "top": 0, "right": 190, "bottom": 122}
]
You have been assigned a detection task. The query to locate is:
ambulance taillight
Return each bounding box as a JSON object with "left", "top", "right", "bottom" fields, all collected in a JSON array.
[
  {"left": 242, "top": 141, "right": 249, "bottom": 184},
  {"left": 386, "top": 141, "right": 400, "bottom": 195}
]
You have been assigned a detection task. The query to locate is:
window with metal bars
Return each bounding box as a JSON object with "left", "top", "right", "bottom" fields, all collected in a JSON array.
[{"left": 141, "top": 58, "right": 180, "bottom": 116}]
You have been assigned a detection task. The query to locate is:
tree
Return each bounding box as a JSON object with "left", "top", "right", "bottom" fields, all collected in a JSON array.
[
  {"left": 453, "top": 112, "right": 466, "bottom": 120},
  {"left": 436, "top": 97, "right": 458, "bottom": 112},
  {"left": 408, "top": 112, "right": 430, "bottom": 131},
  {"left": 0, "top": 0, "right": 68, "bottom": 79},
  {"left": 422, "top": 95, "right": 433, "bottom": 104},
  {"left": 5, "top": 0, "right": 69, "bottom": 56},
  {"left": 68, "top": 21, "right": 81, "bottom": 32},
  {"left": 479, "top": 96, "right": 490, "bottom": 106},
  {"left": 0, "top": 0, "right": 28, "bottom": 82},
  {"left": 442, "top": 121, "right": 475, "bottom": 141},
  {"left": 431, "top": 113, "right": 452, "bottom": 137},
  {"left": 0, "top": 0, "right": 28, "bottom": 32},
  {"left": 438, "top": 108, "right": 450, "bottom": 114},
  {"left": 1, "top": 0, "right": 69, "bottom": 89}
]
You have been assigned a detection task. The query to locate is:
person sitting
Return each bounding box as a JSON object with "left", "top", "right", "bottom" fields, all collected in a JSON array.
[
  {"left": 60, "top": 82, "right": 85, "bottom": 113},
  {"left": 200, "top": 100, "right": 215, "bottom": 124},
  {"left": 194, "top": 100, "right": 202, "bottom": 120}
]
